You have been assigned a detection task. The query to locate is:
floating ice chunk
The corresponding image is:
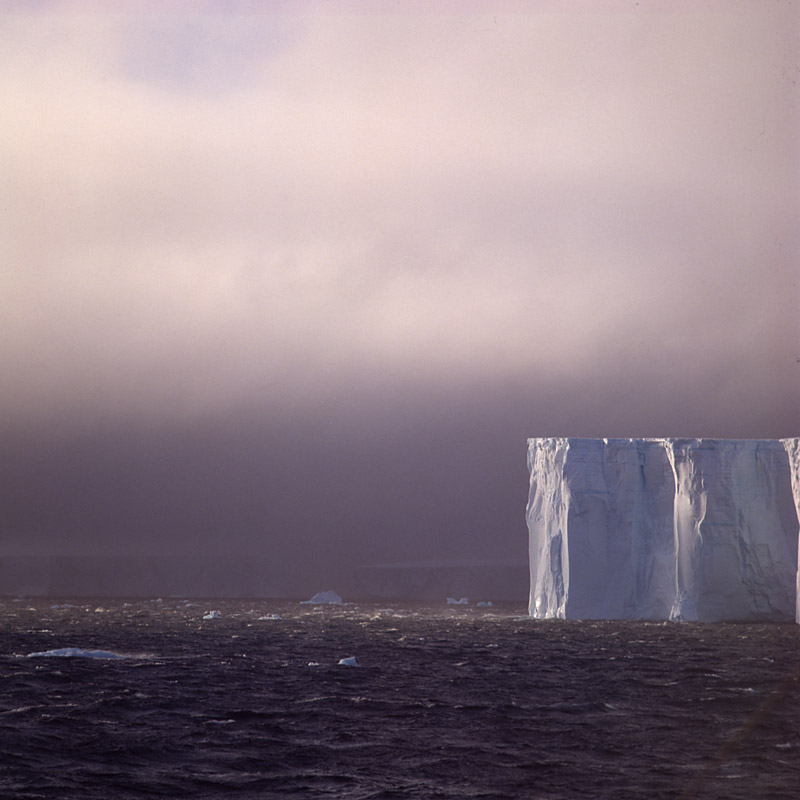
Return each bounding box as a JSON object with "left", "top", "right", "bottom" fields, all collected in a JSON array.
[
  {"left": 301, "top": 590, "right": 343, "bottom": 605},
  {"left": 476, "top": 601, "right": 493, "bottom": 607},
  {"left": 307, "top": 661, "right": 320, "bottom": 667},
  {"left": 447, "top": 597, "right": 468, "bottom": 605},
  {"left": 338, "top": 656, "right": 358, "bottom": 666},
  {"left": 202, "top": 610, "right": 221, "bottom": 619},
  {"left": 27, "top": 647, "right": 124, "bottom": 659},
  {"left": 257, "top": 614, "right": 281, "bottom": 620}
]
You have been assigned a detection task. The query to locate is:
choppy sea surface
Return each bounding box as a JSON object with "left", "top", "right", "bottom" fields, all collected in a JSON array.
[{"left": 0, "top": 598, "right": 798, "bottom": 799}]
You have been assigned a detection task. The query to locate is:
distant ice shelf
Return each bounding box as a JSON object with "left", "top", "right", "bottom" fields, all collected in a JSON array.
[{"left": 526, "top": 438, "right": 800, "bottom": 623}]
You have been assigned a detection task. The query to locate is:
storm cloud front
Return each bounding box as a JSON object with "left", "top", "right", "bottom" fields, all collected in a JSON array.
[{"left": 1, "top": 1, "right": 798, "bottom": 597}]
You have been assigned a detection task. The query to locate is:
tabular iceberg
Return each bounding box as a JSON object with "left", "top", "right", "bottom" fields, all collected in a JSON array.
[{"left": 526, "top": 438, "right": 800, "bottom": 623}]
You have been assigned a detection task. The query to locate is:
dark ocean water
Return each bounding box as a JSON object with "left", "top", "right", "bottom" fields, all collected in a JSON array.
[{"left": 0, "top": 598, "right": 798, "bottom": 799}]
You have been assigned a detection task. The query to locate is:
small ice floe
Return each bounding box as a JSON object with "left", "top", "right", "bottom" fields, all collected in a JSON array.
[
  {"left": 447, "top": 597, "right": 468, "bottom": 605},
  {"left": 202, "top": 610, "right": 221, "bottom": 620},
  {"left": 476, "top": 601, "right": 493, "bottom": 607},
  {"left": 307, "top": 661, "right": 321, "bottom": 667},
  {"left": 27, "top": 648, "right": 124, "bottom": 659},
  {"left": 301, "top": 590, "right": 343, "bottom": 605},
  {"left": 257, "top": 614, "right": 281, "bottom": 620},
  {"left": 338, "top": 656, "right": 358, "bottom": 667},
  {"left": 50, "top": 603, "right": 75, "bottom": 610}
]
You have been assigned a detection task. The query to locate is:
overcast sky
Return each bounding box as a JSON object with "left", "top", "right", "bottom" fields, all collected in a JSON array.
[{"left": 2, "top": 1, "right": 798, "bottom": 594}]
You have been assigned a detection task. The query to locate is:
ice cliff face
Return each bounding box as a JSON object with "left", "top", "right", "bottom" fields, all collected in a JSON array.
[
  {"left": 784, "top": 438, "right": 800, "bottom": 623},
  {"left": 526, "top": 438, "right": 800, "bottom": 622}
]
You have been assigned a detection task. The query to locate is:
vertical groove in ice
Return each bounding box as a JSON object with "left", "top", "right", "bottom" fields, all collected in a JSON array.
[{"left": 782, "top": 438, "right": 800, "bottom": 624}]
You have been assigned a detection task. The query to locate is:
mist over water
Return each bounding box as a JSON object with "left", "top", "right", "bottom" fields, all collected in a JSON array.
[
  {"left": 4, "top": 384, "right": 797, "bottom": 598},
  {"left": 1, "top": 394, "right": 535, "bottom": 596}
]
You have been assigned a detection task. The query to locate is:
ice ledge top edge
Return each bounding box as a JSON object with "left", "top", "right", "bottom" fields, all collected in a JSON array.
[{"left": 526, "top": 437, "right": 800, "bottom": 446}]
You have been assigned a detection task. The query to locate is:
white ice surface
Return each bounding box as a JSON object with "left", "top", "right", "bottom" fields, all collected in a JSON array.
[
  {"left": 783, "top": 438, "right": 800, "bottom": 623},
  {"left": 300, "top": 590, "right": 343, "bottom": 605},
  {"left": 526, "top": 438, "right": 800, "bottom": 622},
  {"left": 338, "top": 656, "right": 358, "bottom": 666},
  {"left": 27, "top": 647, "right": 124, "bottom": 659},
  {"left": 202, "top": 610, "right": 221, "bottom": 619}
]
